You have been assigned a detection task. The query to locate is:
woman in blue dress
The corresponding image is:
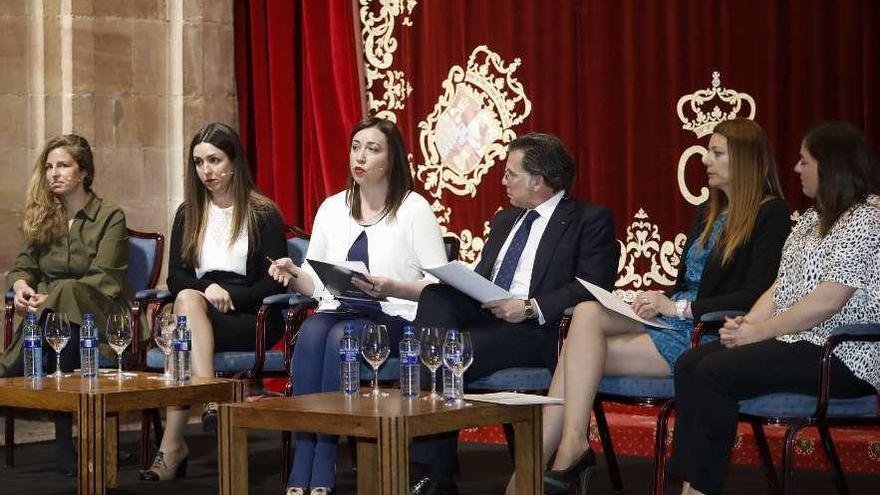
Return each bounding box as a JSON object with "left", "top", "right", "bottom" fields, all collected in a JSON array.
[{"left": 513, "top": 119, "right": 792, "bottom": 495}]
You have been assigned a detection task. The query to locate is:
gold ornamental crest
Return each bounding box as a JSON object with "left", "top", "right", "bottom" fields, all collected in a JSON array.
[{"left": 415, "top": 45, "right": 532, "bottom": 200}]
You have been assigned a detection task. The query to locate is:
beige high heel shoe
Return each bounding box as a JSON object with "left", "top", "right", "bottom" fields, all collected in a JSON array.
[{"left": 140, "top": 444, "right": 190, "bottom": 481}]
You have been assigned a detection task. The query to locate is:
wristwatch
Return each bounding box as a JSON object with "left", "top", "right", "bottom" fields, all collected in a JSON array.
[
  {"left": 523, "top": 298, "right": 536, "bottom": 319},
  {"left": 675, "top": 300, "right": 689, "bottom": 320}
]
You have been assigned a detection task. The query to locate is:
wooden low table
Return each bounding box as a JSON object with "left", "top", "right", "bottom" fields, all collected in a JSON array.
[
  {"left": 0, "top": 372, "right": 244, "bottom": 495},
  {"left": 219, "top": 390, "right": 542, "bottom": 494}
]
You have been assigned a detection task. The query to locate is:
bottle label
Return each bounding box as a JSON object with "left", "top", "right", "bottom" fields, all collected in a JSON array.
[
  {"left": 401, "top": 352, "right": 419, "bottom": 366},
  {"left": 80, "top": 338, "right": 97, "bottom": 349},
  {"left": 23, "top": 338, "right": 41, "bottom": 349},
  {"left": 172, "top": 341, "right": 181, "bottom": 351},
  {"left": 340, "top": 349, "right": 358, "bottom": 362},
  {"left": 178, "top": 340, "right": 191, "bottom": 352}
]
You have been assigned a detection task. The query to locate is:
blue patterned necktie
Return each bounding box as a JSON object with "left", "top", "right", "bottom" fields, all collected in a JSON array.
[{"left": 493, "top": 210, "right": 540, "bottom": 290}]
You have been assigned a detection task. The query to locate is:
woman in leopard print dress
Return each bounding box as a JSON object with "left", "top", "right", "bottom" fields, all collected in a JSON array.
[{"left": 669, "top": 121, "right": 880, "bottom": 495}]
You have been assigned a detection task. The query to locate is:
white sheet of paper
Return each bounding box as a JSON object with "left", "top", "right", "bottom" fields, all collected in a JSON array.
[
  {"left": 462, "top": 392, "right": 565, "bottom": 405},
  {"left": 424, "top": 261, "right": 512, "bottom": 303},
  {"left": 577, "top": 278, "right": 675, "bottom": 329}
]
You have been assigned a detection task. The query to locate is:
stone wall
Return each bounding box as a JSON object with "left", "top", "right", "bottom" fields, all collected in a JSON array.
[{"left": 0, "top": 0, "right": 237, "bottom": 284}]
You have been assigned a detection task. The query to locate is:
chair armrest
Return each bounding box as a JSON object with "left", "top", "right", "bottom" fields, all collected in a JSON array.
[
  {"left": 134, "top": 289, "right": 173, "bottom": 302},
  {"left": 816, "top": 323, "right": 880, "bottom": 417},
  {"left": 261, "top": 292, "right": 318, "bottom": 308},
  {"left": 5, "top": 289, "right": 13, "bottom": 301},
  {"left": 699, "top": 310, "right": 746, "bottom": 323},
  {"left": 4, "top": 290, "right": 14, "bottom": 349},
  {"left": 556, "top": 306, "right": 575, "bottom": 355},
  {"left": 691, "top": 310, "right": 747, "bottom": 348}
]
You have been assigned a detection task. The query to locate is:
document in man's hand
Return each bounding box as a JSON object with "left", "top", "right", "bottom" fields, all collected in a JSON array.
[
  {"left": 423, "top": 261, "right": 512, "bottom": 303},
  {"left": 306, "top": 259, "right": 387, "bottom": 302},
  {"left": 577, "top": 278, "right": 675, "bottom": 329}
]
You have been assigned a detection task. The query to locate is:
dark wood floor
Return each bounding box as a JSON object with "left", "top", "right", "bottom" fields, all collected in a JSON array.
[{"left": 1, "top": 423, "right": 878, "bottom": 494}]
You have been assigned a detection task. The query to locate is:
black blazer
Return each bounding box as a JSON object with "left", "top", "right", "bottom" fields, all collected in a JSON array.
[
  {"left": 474, "top": 195, "right": 617, "bottom": 325},
  {"left": 673, "top": 197, "right": 790, "bottom": 321},
  {"left": 167, "top": 205, "right": 287, "bottom": 313}
]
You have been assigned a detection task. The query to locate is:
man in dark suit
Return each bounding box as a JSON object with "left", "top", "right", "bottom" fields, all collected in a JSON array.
[{"left": 410, "top": 133, "right": 617, "bottom": 494}]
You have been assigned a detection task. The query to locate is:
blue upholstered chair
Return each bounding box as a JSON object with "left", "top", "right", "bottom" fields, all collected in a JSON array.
[
  {"left": 734, "top": 323, "right": 880, "bottom": 495},
  {"left": 654, "top": 319, "right": 880, "bottom": 495},
  {"left": 575, "top": 310, "right": 739, "bottom": 495},
  {"left": 2, "top": 228, "right": 165, "bottom": 467}
]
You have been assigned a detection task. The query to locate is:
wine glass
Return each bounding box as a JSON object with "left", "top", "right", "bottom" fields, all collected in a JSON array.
[
  {"left": 361, "top": 323, "right": 390, "bottom": 398},
  {"left": 419, "top": 327, "right": 443, "bottom": 401},
  {"left": 45, "top": 313, "right": 71, "bottom": 379},
  {"left": 150, "top": 313, "right": 176, "bottom": 381},
  {"left": 106, "top": 313, "right": 132, "bottom": 380},
  {"left": 442, "top": 330, "right": 474, "bottom": 406}
]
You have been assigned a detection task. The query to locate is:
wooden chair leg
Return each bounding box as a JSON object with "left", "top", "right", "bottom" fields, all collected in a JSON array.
[
  {"left": 817, "top": 425, "right": 850, "bottom": 495},
  {"left": 751, "top": 419, "right": 781, "bottom": 495},
  {"left": 502, "top": 422, "right": 516, "bottom": 460},
  {"left": 5, "top": 408, "right": 14, "bottom": 467},
  {"left": 594, "top": 400, "right": 624, "bottom": 493},
  {"left": 781, "top": 423, "right": 805, "bottom": 495},
  {"left": 281, "top": 431, "right": 292, "bottom": 487},
  {"left": 652, "top": 401, "right": 675, "bottom": 495}
]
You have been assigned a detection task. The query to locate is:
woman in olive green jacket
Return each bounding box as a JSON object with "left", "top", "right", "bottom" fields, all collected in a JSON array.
[{"left": 2, "top": 134, "right": 131, "bottom": 376}]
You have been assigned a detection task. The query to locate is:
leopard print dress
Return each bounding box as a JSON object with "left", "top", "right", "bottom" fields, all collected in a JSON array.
[{"left": 776, "top": 195, "right": 880, "bottom": 391}]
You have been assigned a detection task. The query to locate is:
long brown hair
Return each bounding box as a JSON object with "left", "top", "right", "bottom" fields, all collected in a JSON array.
[
  {"left": 179, "top": 122, "right": 278, "bottom": 268},
  {"left": 805, "top": 121, "right": 880, "bottom": 236},
  {"left": 699, "top": 119, "right": 784, "bottom": 264},
  {"left": 22, "top": 134, "right": 95, "bottom": 246},
  {"left": 346, "top": 117, "right": 413, "bottom": 221}
]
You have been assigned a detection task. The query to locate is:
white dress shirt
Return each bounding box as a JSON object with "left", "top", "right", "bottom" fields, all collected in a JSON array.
[{"left": 488, "top": 190, "right": 565, "bottom": 323}]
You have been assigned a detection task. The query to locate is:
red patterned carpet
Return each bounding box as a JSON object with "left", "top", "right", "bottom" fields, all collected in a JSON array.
[{"left": 460, "top": 403, "right": 880, "bottom": 474}]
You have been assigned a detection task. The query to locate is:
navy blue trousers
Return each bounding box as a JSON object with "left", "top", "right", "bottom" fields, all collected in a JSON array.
[{"left": 287, "top": 309, "right": 407, "bottom": 489}]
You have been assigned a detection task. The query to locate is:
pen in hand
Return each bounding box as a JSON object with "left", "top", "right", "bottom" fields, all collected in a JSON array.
[{"left": 267, "top": 256, "right": 297, "bottom": 278}]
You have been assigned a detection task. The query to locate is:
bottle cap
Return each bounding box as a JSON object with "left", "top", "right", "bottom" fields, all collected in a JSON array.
[
  {"left": 177, "top": 315, "right": 187, "bottom": 324},
  {"left": 403, "top": 325, "right": 414, "bottom": 335},
  {"left": 344, "top": 323, "right": 355, "bottom": 334},
  {"left": 83, "top": 313, "right": 95, "bottom": 321}
]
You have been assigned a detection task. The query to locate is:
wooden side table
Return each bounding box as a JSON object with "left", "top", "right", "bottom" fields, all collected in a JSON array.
[
  {"left": 219, "top": 391, "right": 542, "bottom": 494},
  {"left": 0, "top": 373, "right": 244, "bottom": 495}
]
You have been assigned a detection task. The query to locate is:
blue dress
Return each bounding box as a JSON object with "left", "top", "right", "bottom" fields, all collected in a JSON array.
[{"left": 646, "top": 214, "right": 725, "bottom": 368}]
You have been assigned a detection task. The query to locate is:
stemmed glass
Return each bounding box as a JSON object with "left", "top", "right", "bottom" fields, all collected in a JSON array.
[
  {"left": 150, "top": 313, "right": 176, "bottom": 381},
  {"left": 442, "top": 331, "right": 474, "bottom": 406},
  {"left": 419, "top": 327, "right": 443, "bottom": 401},
  {"left": 106, "top": 313, "right": 132, "bottom": 380},
  {"left": 45, "top": 313, "right": 71, "bottom": 379},
  {"left": 361, "top": 323, "right": 390, "bottom": 398}
]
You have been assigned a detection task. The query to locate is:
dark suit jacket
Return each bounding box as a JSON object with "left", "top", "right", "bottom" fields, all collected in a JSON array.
[
  {"left": 672, "top": 197, "right": 790, "bottom": 322},
  {"left": 474, "top": 195, "right": 617, "bottom": 325}
]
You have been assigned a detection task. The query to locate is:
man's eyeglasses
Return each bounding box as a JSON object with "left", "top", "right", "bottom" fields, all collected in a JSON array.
[{"left": 503, "top": 168, "right": 529, "bottom": 181}]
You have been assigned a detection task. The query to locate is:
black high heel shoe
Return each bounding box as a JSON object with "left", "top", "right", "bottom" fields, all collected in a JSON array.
[{"left": 543, "top": 449, "right": 596, "bottom": 495}]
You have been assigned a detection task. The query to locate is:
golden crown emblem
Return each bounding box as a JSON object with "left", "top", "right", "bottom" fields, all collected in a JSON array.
[{"left": 676, "top": 71, "right": 756, "bottom": 138}]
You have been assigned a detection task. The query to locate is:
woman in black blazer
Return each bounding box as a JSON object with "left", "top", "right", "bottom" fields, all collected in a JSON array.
[{"left": 517, "top": 119, "right": 791, "bottom": 495}]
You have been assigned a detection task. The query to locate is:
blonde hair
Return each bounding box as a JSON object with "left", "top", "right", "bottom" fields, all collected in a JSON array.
[
  {"left": 699, "top": 120, "right": 784, "bottom": 265},
  {"left": 22, "top": 135, "right": 95, "bottom": 246}
]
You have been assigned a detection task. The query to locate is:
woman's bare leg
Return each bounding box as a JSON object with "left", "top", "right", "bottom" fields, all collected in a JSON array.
[{"left": 157, "top": 289, "right": 215, "bottom": 453}]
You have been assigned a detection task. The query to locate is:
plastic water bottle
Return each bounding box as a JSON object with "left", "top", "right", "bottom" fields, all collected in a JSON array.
[
  {"left": 175, "top": 315, "right": 192, "bottom": 382},
  {"left": 399, "top": 325, "right": 420, "bottom": 398},
  {"left": 79, "top": 313, "right": 99, "bottom": 379},
  {"left": 23, "top": 313, "right": 43, "bottom": 379},
  {"left": 339, "top": 323, "right": 360, "bottom": 395}
]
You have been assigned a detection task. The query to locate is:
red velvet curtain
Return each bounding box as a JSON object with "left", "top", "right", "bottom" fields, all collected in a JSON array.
[
  {"left": 235, "top": 0, "right": 879, "bottom": 289},
  {"left": 234, "top": 0, "right": 363, "bottom": 229}
]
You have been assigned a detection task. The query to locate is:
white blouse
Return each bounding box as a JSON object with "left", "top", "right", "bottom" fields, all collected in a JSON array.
[
  {"left": 196, "top": 202, "right": 249, "bottom": 278},
  {"left": 303, "top": 190, "right": 448, "bottom": 321},
  {"left": 776, "top": 195, "right": 880, "bottom": 391}
]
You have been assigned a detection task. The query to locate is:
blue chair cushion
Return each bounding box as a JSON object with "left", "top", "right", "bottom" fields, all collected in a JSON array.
[
  {"left": 739, "top": 393, "right": 879, "bottom": 418},
  {"left": 468, "top": 367, "right": 552, "bottom": 391},
  {"left": 127, "top": 235, "right": 159, "bottom": 292},
  {"left": 146, "top": 347, "right": 287, "bottom": 373},
  {"left": 598, "top": 376, "right": 675, "bottom": 399}
]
